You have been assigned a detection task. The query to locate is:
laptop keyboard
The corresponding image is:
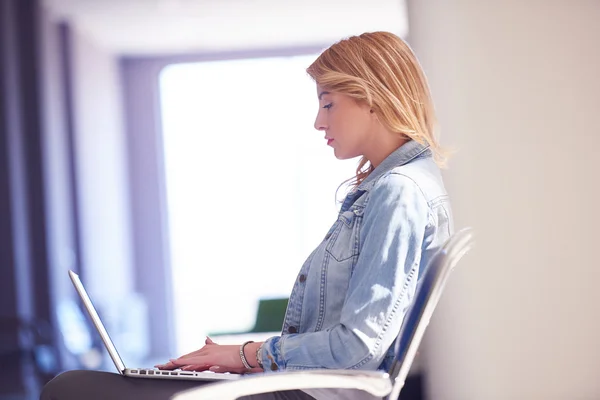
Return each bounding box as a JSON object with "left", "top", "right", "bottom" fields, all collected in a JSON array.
[
  {"left": 128, "top": 368, "right": 234, "bottom": 378},
  {"left": 130, "top": 368, "right": 199, "bottom": 377}
]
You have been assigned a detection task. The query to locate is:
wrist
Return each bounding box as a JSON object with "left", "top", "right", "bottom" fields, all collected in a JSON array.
[{"left": 243, "top": 341, "right": 263, "bottom": 369}]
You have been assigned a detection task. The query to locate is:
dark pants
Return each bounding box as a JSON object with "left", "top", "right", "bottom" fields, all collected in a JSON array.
[{"left": 40, "top": 370, "right": 316, "bottom": 400}]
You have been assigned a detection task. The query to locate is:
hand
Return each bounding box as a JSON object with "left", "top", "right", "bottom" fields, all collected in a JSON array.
[{"left": 154, "top": 337, "right": 262, "bottom": 374}]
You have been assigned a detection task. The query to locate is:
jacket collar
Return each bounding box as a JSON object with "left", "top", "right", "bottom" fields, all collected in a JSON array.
[{"left": 357, "top": 140, "right": 431, "bottom": 192}]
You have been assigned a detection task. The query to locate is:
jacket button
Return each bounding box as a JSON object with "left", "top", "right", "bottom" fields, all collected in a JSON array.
[
  {"left": 299, "top": 274, "right": 306, "bottom": 283},
  {"left": 288, "top": 326, "right": 297, "bottom": 334},
  {"left": 270, "top": 363, "right": 279, "bottom": 371}
]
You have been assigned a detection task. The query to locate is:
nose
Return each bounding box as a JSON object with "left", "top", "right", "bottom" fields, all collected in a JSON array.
[{"left": 314, "top": 109, "right": 327, "bottom": 131}]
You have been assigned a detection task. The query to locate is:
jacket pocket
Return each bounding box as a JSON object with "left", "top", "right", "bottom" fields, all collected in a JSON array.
[{"left": 325, "top": 208, "right": 362, "bottom": 262}]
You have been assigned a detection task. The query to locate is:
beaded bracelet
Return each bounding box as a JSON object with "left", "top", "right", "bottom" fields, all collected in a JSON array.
[{"left": 255, "top": 343, "right": 264, "bottom": 369}]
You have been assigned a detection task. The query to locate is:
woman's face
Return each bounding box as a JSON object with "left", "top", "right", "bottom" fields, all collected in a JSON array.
[{"left": 314, "top": 86, "right": 375, "bottom": 160}]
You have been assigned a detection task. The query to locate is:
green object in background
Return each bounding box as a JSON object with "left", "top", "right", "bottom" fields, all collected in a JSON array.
[
  {"left": 248, "top": 297, "right": 289, "bottom": 333},
  {"left": 208, "top": 297, "right": 289, "bottom": 337}
]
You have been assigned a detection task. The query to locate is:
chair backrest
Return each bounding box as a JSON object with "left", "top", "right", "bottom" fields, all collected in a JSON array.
[{"left": 386, "top": 227, "right": 474, "bottom": 400}]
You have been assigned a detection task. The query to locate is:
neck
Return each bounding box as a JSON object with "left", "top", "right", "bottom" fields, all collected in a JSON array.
[{"left": 364, "top": 132, "right": 409, "bottom": 168}]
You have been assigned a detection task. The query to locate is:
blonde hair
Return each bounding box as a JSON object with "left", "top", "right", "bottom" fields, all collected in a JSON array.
[{"left": 306, "top": 31, "right": 447, "bottom": 188}]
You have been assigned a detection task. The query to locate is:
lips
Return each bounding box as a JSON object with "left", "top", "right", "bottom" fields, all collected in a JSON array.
[{"left": 325, "top": 136, "right": 334, "bottom": 146}]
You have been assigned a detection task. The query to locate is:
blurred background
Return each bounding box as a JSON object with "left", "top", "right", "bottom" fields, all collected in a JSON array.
[{"left": 1, "top": 0, "right": 599, "bottom": 399}]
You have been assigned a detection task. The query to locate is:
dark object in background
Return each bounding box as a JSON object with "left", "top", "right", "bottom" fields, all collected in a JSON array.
[
  {"left": 400, "top": 374, "right": 425, "bottom": 400},
  {"left": 0, "top": 316, "right": 61, "bottom": 387}
]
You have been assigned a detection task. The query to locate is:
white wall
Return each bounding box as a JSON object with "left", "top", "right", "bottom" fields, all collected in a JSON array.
[
  {"left": 70, "top": 27, "right": 134, "bottom": 301},
  {"left": 44, "top": 0, "right": 408, "bottom": 55},
  {"left": 407, "top": 1, "right": 600, "bottom": 399}
]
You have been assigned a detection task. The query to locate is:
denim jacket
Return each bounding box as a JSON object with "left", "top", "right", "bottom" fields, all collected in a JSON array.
[{"left": 260, "top": 140, "right": 454, "bottom": 372}]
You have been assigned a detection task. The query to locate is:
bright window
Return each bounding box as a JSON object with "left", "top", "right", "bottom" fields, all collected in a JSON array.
[{"left": 159, "top": 54, "right": 357, "bottom": 354}]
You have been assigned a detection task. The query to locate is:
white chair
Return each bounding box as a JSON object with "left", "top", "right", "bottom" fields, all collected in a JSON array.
[{"left": 173, "top": 228, "right": 475, "bottom": 400}]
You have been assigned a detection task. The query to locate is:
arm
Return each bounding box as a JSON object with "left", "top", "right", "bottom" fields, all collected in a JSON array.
[
  {"left": 261, "top": 173, "right": 430, "bottom": 371},
  {"left": 157, "top": 337, "right": 266, "bottom": 374}
]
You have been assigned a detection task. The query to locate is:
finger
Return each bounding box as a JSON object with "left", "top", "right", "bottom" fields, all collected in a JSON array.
[
  {"left": 169, "top": 358, "right": 202, "bottom": 366},
  {"left": 155, "top": 344, "right": 210, "bottom": 369},
  {"left": 209, "top": 365, "right": 262, "bottom": 374},
  {"left": 155, "top": 361, "right": 178, "bottom": 370},
  {"left": 205, "top": 336, "right": 217, "bottom": 345},
  {"left": 171, "top": 351, "right": 208, "bottom": 363},
  {"left": 181, "top": 364, "right": 210, "bottom": 372}
]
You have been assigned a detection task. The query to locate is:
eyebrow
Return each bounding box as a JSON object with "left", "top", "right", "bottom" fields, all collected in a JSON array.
[{"left": 318, "top": 91, "right": 330, "bottom": 100}]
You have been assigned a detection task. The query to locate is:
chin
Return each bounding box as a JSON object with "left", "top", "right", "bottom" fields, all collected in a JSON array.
[{"left": 333, "top": 149, "right": 360, "bottom": 160}]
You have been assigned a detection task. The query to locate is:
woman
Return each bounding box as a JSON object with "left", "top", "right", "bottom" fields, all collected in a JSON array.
[{"left": 41, "top": 31, "right": 453, "bottom": 400}]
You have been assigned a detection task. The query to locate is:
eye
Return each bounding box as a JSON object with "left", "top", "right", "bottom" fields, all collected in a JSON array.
[{"left": 322, "top": 103, "right": 333, "bottom": 109}]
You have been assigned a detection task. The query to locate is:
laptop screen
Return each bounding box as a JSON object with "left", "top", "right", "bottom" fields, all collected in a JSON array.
[{"left": 68, "top": 270, "right": 127, "bottom": 374}]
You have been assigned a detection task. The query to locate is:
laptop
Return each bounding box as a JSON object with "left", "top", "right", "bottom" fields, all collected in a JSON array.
[{"left": 68, "top": 270, "right": 240, "bottom": 381}]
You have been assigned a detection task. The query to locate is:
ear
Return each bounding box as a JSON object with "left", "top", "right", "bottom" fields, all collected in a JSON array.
[
  {"left": 369, "top": 108, "right": 383, "bottom": 128},
  {"left": 369, "top": 108, "right": 380, "bottom": 121}
]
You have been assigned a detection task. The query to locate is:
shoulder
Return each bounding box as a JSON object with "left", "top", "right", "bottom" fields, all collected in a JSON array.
[
  {"left": 363, "top": 156, "right": 449, "bottom": 216},
  {"left": 364, "top": 172, "right": 429, "bottom": 222},
  {"left": 386, "top": 157, "right": 448, "bottom": 207},
  {"left": 370, "top": 170, "right": 426, "bottom": 201}
]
